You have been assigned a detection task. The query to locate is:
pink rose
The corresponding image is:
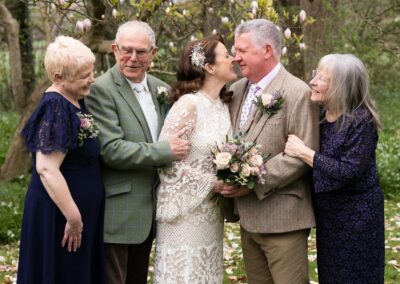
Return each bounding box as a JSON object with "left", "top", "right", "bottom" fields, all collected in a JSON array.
[
  {"left": 240, "top": 163, "right": 251, "bottom": 177},
  {"left": 249, "top": 154, "right": 263, "bottom": 167},
  {"left": 80, "top": 118, "right": 91, "bottom": 130},
  {"left": 214, "top": 152, "right": 232, "bottom": 170}
]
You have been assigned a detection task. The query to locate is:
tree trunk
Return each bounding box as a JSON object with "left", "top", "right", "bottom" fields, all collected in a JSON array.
[
  {"left": 0, "top": 3, "right": 25, "bottom": 116},
  {"left": 301, "top": 0, "right": 338, "bottom": 80},
  {"left": 0, "top": 78, "right": 50, "bottom": 181}
]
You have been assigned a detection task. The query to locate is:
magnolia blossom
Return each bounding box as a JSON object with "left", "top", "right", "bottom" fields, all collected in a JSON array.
[
  {"left": 282, "top": 46, "right": 288, "bottom": 56},
  {"left": 120, "top": 0, "right": 125, "bottom": 4},
  {"left": 299, "top": 10, "right": 307, "bottom": 23},
  {"left": 214, "top": 152, "right": 232, "bottom": 170},
  {"left": 101, "top": 14, "right": 105, "bottom": 19},
  {"left": 212, "top": 29, "right": 217, "bottom": 35},
  {"left": 249, "top": 154, "right": 263, "bottom": 167},
  {"left": 169, "top": 41, "right": 174, "bottom": 49},
  {"left": 190, "top": 35, "right": 197, "bottom": 41},
  {"left": 284, "top": 28, "right": 291, "bottom": 39},
  {"left": 150, "top": 62, "right": 155, "bottom": 68},
  {"left": 75, "top": 21, "right": 84, "bottom": 33},
  {"left": 83, "top": 18, "right": 92, "bottom": 31},
  {"left": 240, "top": 163, "right": 251, "bottom": 177},
  {"left": 221, "top": 17, "right": 229, "bottom": 24},
  {"left": 165, "top": 7, "right": 171, "bottom": 14},
  {"left": 208, "top": 7, "right": 214, "bottom": 13},
  {"left": 252, "top": 1, "right": 258, "bottom": 10},
  {"left": 112, "top": 9, "right": 118, "bottom": 18},
  {"left": 299, "top": 42, "right": 306, "bottom": 50},
  {"left": 261, "top": 93, "right": 273, "bottom": 107},
  {"left": 182, "top": 9, "right": 187, "bottom": 16},
  {"left": 230, "top": 162, "right": 240, "bottom": 173}
]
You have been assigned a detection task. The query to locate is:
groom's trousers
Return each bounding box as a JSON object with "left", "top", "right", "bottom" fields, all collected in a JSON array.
[{"left": 240, "top": 227, "right": 310, "bottom": 284}]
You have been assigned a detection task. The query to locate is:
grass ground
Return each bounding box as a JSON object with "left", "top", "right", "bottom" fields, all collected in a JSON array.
[{"left": 1, "top": 198, "right": 399, "bottom": 283}]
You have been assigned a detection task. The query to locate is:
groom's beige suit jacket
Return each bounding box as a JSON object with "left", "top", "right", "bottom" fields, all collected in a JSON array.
[{"left": 229, "top": 66, "right": 319, "bottom": 233}]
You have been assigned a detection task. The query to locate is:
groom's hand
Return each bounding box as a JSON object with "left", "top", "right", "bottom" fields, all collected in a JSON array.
[
  {"left": 221, "top": 186, "right": 252, "bottom": 198},
  {"left": 169, "top": 127, "right": 191, "bottom": 160}
]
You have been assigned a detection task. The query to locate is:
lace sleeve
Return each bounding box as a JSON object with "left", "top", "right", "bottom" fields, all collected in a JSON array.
[
  {"left": 156, "top": 95, "right": 216, "bottom": 222},
  {"left": 21, "top": 93, "right": 80, "bottom": 154}
]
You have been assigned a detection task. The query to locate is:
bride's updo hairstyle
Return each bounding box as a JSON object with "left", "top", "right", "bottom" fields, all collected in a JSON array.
[{"left": 171, "top": 34, "right": 233, "bottom": 103}]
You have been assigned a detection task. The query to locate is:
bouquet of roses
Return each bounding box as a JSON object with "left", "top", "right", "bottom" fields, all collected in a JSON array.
[{"left": 211, "top": 134, "right": 268, "bottom": 190}]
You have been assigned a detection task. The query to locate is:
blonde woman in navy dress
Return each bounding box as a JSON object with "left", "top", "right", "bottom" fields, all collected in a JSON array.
[
  {"left": 18, "top": 36, "right": 105, "bottom": 284},
  {"left": 284, "top": 54, "right": 384, "bottom": 283}
]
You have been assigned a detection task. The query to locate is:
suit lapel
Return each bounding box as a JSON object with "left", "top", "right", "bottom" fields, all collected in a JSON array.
[
  {"left": 231, "top": 79, "right": 250, "bottom": 135},
  {"left": 247, "top": 67, "right": 288, "bottom": 142},
  {"left": 111, "top": 67, "right": 153, "bottom": 142}
]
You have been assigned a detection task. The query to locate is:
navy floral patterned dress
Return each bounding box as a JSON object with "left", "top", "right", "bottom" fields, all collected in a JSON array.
[
  {"left": 17, "top": 92, "right": 105, "bottom": 284},
  {"left": 312, "top": 107, "right": 384, "bottom": 284}
]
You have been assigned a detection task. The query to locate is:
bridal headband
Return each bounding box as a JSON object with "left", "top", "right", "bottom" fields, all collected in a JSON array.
[{"left": 190, "top": 43, "right": 206, "bottom": 69}]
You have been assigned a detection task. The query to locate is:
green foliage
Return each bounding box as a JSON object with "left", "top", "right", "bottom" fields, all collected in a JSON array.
[
  {"left": 375, "top": 89, "right": 400, "bottom": 198},
  {"left": 321, "top": 0, "right": 400, "bottom": 92},
  {"left": 0, "top": 112, "right": 18, "bottom": 166},
  {"left": 0, "top": 177, "right": 28, "bottom": 244}
]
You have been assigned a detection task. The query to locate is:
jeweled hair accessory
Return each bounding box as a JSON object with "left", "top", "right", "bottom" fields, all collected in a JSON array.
[{"left": 190, "top": 43, "right": 206, "bottom": 69}]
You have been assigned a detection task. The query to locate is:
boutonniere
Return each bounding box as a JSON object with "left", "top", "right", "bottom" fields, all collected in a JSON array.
[
  {"left": 253, "top": 90, "right": 284, "bottom": 116},
  {"left": 76, "top": 112, "right": 100, "bottom": 147},
  {"left": 156, "top": 86, "right": 171, "bottom": 106}
]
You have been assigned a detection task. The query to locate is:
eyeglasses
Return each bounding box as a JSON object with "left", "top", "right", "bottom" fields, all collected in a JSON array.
[
  {"left": 311, "top": 69, "right": 329, "bottom": 84},
  {"left": 116, "top": 45, "right": 153, "bottom": 58}
]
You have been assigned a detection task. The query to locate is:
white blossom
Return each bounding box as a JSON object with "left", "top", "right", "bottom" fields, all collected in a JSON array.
[
  {"left": 120, "top": 0, "right": 125, "bottom": 4},
  {"left": 182, "top": 9, "right": 187, "bottom": 16},
  {"left": 150, "top": 62, "right": 155, "bottom": 68},
  {"left": 252, "top": 1, "right": 258, "bottom": 10},
  {"left": 83, "top": 18, "right": 92, "bottom": 31},
  {"left": 282, "top": 46, "right": 288, "bottom": 56},
  {"left": 112, "top": 9, "right": 118, "bottom": 18},
  {"left": 208, "top": 7, "right": 214, "bottom": 13},
  {"left": 221, "top": 17, "right": 229, "bottom": 24},
  {"left": 169, "top": 42, "right": 174, "bottom": 48},
  {"left": 299, "top": 42, "right": 306, "bottom": 50},
  {"left": 101, "top": 14, "right": 105, "bottom": 19},
  {"left": 284, "top": 28, "right": 291, "bottom": 39},
  {"left": 75, "top": 21, "right": 84, "bottom": 33},
  {"left": 212, "top": 29, "right": 217, "bottom": 35},
  {"left": 190, "top": 35, "right": 197, "bottom": 41},
  {"left": 165, "top": 7, "right": 170, "bottom": 14},
  {"left": 299, "top": 10, "right": 307, "bottom": 23}
]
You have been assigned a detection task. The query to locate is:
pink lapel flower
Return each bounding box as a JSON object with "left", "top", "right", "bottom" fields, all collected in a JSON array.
[
  {"left": 76, "top": 112, "right": 100, "bottom": 147},
  {"left": 253, "top": 90, "right": 284, "bottom": 116}
]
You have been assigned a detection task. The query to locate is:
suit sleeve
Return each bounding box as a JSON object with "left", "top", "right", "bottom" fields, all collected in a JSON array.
[
  {"left": 85, "top": 82, "right": 173, "bottom": 170},
  {"left": 254, "top": 88, "right": 320, "bottom": 200}
]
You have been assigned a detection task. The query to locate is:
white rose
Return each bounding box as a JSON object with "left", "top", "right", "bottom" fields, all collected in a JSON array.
[
  {"left": 240, "top": 163, "right": 251, "bottom": 177},
  {"left": 230, "top": 162, "right": 239, "bottom": 173},
  {"left": 157, "top": 86, "right": 168, "bottom": 94},
  {"left": 249, "top": 155, "right": 263, "bottom": 167},
  {"left": 214, "top": 152, "right": 232, "bottom": 170},
  {"left": 250, "top": 166, "right": 260, "bottom": 176},
  {"left": 261, "top": 93, "right": 273, "bottom": 107}
]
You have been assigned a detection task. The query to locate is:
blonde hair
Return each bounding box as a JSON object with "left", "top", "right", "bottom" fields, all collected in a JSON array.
[
  {"left": 318, "top": 53, "right": 381, "bottom": 130},
  {"left": 44, "top": 36, "right": 95, "bottom": 81}
]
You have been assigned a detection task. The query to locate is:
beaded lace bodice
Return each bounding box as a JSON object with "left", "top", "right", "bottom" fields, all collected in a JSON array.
[{"left": 156, "top": 92, "right": 232, "bottom": 222}]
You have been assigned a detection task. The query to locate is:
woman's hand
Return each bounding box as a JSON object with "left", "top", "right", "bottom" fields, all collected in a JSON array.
[
  {"left": 61, "top": 212, "right": 83, "bottom": 252},
  {"left": 285, "top": 134, "right": 306, "bottom": 158},
  {"left": 285, "top": 134, "right": 315, "bottom": 167}
]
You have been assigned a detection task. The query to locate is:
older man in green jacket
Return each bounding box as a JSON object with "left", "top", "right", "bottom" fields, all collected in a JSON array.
[{"left": 85, "top": 21, "right": 190, "bottom": 284}]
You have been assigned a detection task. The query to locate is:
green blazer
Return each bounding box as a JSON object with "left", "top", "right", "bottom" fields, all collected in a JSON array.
[{"left": 85, "top": 65, "right": 172, "bottom": 244}]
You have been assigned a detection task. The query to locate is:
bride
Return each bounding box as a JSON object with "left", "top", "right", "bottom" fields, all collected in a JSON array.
[{"left": 154, "top": 35, "right": 237, "bottom": 283}]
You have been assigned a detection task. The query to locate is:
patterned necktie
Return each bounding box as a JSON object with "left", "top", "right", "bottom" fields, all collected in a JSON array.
[{"left": 239, "top": 84, "right": 261, "bottom": 128}]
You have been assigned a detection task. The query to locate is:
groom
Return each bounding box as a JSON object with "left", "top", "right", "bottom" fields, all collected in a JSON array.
[{"left": 225, "top": 19, "right": 320, "bottom": 283}]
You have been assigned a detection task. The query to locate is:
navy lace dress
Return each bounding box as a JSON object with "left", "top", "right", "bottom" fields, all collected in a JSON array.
[
  {"left": 17, "top": 92, "right": 105, "bottom": 284},
  {"left": 312, "top": 107, "right": 384, "bottom": 284}
]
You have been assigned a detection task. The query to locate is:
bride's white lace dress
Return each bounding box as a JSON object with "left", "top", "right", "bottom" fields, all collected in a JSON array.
[{"left": 154, "top": 92, "right": 231, "bottom": 284}]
